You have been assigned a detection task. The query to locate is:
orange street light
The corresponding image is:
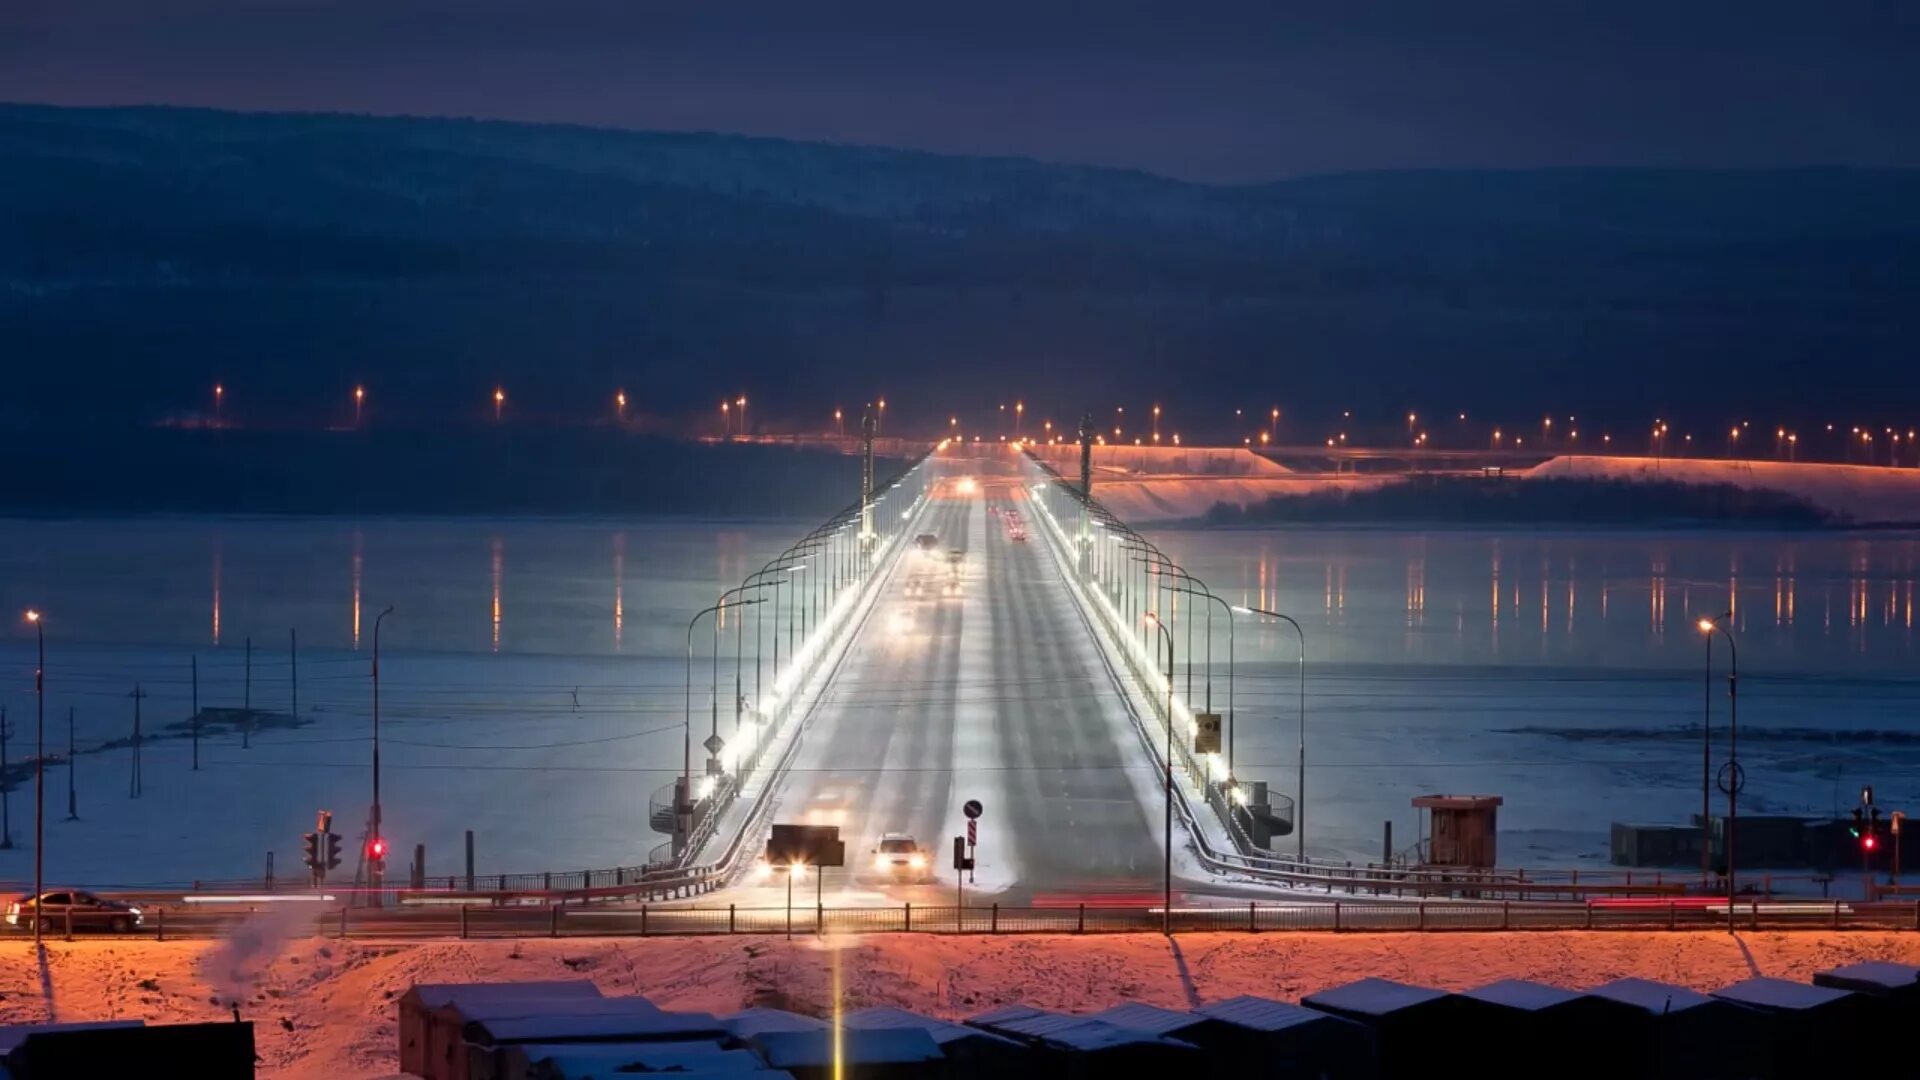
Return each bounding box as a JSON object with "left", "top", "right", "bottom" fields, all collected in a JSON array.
[{"left": 493, "top": 387, "right": 505, "bottom": 421}]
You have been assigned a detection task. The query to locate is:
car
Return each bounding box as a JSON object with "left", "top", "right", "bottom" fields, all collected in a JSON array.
[
  {"left": 915, "top": 533, "right": 940, "bottom": 551},
  {"left": 872, "top": 833, "right": 929, "bottom": 879},
  {"left": 6, "top": 890, "right": 143, "bottom": 933}
]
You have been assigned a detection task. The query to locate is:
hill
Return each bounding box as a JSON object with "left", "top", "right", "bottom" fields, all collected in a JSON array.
[{"left": 2, "top": 103, "right": 1916, "bottom": 431}]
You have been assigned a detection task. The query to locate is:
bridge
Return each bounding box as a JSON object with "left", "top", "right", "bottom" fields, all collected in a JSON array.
[{"left": 630, "top": 432, "right": 1674, "bottom": 911}]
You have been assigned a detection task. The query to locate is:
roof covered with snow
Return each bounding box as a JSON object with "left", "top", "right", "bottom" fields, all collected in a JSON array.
[
  {"left": 844, "top": 1006, "right": 1018, "bottom": 1047},
  {"left": 1089, "top": 1003, "right": 1206, "bottom": 1036},
  {"left": 750, "top": 1027, "right": 942, "bottom": 1067},
  {"left": 1587, "top": 978, "right": 1718, "bottom": 1014},
  {"left": 1197, "top": 995, "right": 1339, "bottom": 1033},
  {"left": 1816, "top": 961, "right": 1920, "bottom": 990},
  {"left": 969, "top": 1009, "right": 1193, "bottom": 1053},
  {"left": 1463, "top": 979, "right": 1582, "bottom": 1011},
  {"left": 1712, "top": 977, "right": 1852, "bottom": 1011},
  {"left": 1303, "top": 977, "right": 1449, "bottom": 1017},
  {"left": 720, "top": 1007, "right": 828, "bottom": 1038}
]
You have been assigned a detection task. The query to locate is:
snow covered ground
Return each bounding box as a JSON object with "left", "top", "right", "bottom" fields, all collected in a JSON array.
[{"left": 3, "top": 928, "right": 1916, "bottom": 1078}]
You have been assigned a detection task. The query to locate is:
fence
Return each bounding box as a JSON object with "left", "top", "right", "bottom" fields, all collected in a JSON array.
[{"left": 53, "top": 898, "right": 1920, "bottom": 942}]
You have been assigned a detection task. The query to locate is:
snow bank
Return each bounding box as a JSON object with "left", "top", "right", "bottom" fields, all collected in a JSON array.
[{"left": 5, "top": 930, "right": 1920, "bottom": 1078}]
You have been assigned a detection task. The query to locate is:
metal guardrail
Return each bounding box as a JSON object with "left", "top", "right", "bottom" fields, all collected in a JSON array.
[{"left": 23, "top": 899, "right": 1920, "bottom": 942}]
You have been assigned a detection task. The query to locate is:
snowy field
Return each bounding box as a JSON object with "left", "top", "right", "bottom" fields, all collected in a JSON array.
[
  {"left": 3, "top": 929, "right": 1917, "bottom": 1078},
  {"left": 0, "top": 518, "right": 1915, "bottom": 887}
]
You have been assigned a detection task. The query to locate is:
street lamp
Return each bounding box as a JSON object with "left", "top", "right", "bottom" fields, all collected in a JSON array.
[
  {"left": 1143, "top": 611, "right": 1175, "bottom": 934},
  {"left": 354, "top": 385, "right": 366, "bottom": 426},
  {"left": 370, "top": 605, "right": 394, "bottom": 902},
  {"left": 24, "top": 609, "right": 43, "bottom": 941},
  {"left": 615, "top": 390, "right": 627, "bottom": 421},
  {"left": 1234, "top": 605, "right": 1308, "bottom": 859},
  {"left": 1698, "top": 614, "right": 1738, "bottom": 910}
]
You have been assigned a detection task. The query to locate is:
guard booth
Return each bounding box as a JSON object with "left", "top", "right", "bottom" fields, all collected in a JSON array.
[{"left": 1413, "top": 794, "right": 1503, "bottom": 869}]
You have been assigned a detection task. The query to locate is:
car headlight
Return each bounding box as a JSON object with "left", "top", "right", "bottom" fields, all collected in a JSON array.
[
  {"left": 127, "top": 907, "right": 142, "bottom": 917},
  {"left": 874, "top": 854, "right": 891, "bottom": 871},
  {"left": 908, "top": 855, "right": 927, "bottom": 869}
]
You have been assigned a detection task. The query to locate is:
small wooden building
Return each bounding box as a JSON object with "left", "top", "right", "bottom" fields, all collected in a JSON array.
[{"left": 1412, "top": 794, "right": 1503, "bottom": 868}]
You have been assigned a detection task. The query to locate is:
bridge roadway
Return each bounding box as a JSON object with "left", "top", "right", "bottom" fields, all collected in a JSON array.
[{"left": 714, "top": 472, "right": 1174, "bottom": 907}]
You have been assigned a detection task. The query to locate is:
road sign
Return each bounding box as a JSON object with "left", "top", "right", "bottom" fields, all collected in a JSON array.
[
  {"left": 703, "top": 734, "right": 727, "bottom": 756},
  {"left": 1717, "top": 761, "right": 1746, "bottom": 796},
  {"left": 767, "top": 823, "right": 845, "bottom": 868},
  {"left": 967, "top": 820, "right": 977, "bottom": 846},
  {"left": 1193, "top": 713, "right": 1222, "bottom": 755},
  {"left": 963, "top": 799, "right": 983, "bottom": 820}
]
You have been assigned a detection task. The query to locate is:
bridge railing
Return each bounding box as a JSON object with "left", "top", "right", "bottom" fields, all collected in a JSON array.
[{"left": 1018, "top": 447, "right": 1695, "bottom": 902}]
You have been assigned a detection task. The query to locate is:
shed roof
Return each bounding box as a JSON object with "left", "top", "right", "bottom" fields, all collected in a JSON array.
[
  {"left": 1815, "top": 961, "right": 1920, "bottom": 991},
  {"left": 1305, "top": 977, "right": 1449, "bottom": 1017},
  {"left": 721, "top": 1007, "right": 828, "bottom": 1039},
  {"left": 751, "top": 1027, "right": 942, "bottom": 1067},
  {"left": 1197, "top": 995, "right": 1339, "bottom": 1033},
  {"left": 1463, "top": 979, "right": 1582, "bottom": 1011},
  {"left": 1712, "top": 977, "right": 1852, "bottom": 1011},
  {"left": 844, "top": 1006, "right": 1019, "bottom": 1048},
  {"left": 1586, "top": 978, "right": 1718, "bottom": 1014}
]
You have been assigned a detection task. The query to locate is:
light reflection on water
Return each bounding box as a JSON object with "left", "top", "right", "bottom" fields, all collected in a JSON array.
[{"left": 1148, "top": 529, "right": 1920, "bottom": 675}]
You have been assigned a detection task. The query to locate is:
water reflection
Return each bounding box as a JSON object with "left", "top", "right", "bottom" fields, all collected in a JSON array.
[
  {"left": 490, "top": 537, "right": 504, "bottom": 652},
  {"left": 1160, "top": 529, "right": 1920, "bottom": 674},
  {"left": 351, "top": 530, "right": 364, "bottom": 650},
  {"left": 210, "top": 537, "right": 223, "bottom": 646},
  {"left": 613, "top": 531, "right": 625, "bottom": 650}
]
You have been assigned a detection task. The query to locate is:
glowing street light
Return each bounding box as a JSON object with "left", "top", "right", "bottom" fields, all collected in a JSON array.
[
  {"left": 493, "top": 387, "right": 505, "bottom": 422},
  {"left": 615, "top": 390, "right": 628, "bottom": 421},
  {"left": 1698, "top": 613, "right": 1737, "bottom": 911},
  {"left": 353, "top": 385, "right": 366, "bottom": 426},
  {"left": 737, "top": 396, "right": 748, "bottom": 437},
  {"left": 213, "top": 383, "right": 224, "bottom": 417},
  {"left": 1142, "top": 611, "right": 1175, "bottom": 933},
  {"left": 835, "top": 409, "right": 845, "bottom": 439},
  {"left": 721, "top": 400, "right": 730, "bottom": 437},
  {"left": 24, "top": 609, "right": 44, "bottom": 940}
]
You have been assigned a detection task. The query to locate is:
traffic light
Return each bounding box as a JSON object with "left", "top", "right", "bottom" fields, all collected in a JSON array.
[
  {"left": 1850, "top": 807, "right": 1865, "bottom": 838},
  {"left": 1868, "top": 806, "right": 1883, "bottom": 852},
  {"left": 368, "top": 836, "right": 388, "bottom": 874},
  {"left": 324, "top": 832, "right": 343, "bottom": 871},
  {"left": 301, "top": 832, "right": 321, "bottom": 872}
]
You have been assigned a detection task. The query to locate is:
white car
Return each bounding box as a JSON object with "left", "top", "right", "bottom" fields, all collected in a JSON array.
[{"left": 871, "top": 834, "right": 929, "bottom": 880}]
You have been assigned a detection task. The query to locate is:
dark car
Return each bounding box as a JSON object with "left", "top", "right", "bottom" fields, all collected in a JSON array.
[{"left": 6, "top": 890, "right": 143, "bottom": 932}]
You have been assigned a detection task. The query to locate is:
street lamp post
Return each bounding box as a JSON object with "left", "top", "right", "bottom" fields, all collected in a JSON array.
[
  {"left": 1699, "top": 614, "right": 1738, "bottom": 909},
  {"left": 25, "top": 610, "right": 43, "bottom": 942},
  {"left": 684, "top": 601, "right": 726, "bottom": 853},
  {"left": 1234, "top": 605, "right": 1308, "bottom": 859},
  {"left": 370, "top": 606, "right": 394, "bottom": 901},
  {"left": 1145, "top": 612, "right": 1175, "bottom": 934}
]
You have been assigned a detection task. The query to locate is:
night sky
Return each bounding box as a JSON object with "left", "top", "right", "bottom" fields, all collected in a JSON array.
[{"left": 4, "top": 1, "right": 1917, "bottom": 181}]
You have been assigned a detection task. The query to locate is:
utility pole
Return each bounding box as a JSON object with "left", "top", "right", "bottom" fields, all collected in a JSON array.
[
  {"left": 370, "top": 606, "right": 395, "bottom": 903},
  {"left": 64, "top": 707, "right": 77, "bottom": 820},
  {"left": 128, "top": 685, "right": 146, "bottom": 798},
  {"left": 860, "top": 410, "right": 876, "bottom": 564},
  {"left": 290, "top": 628, "right": 298, "bottom": 721}
]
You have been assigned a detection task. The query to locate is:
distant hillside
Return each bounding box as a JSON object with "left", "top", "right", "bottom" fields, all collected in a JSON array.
[{"left": 2, "top": 103, "right": 1916, "bottom": 431}]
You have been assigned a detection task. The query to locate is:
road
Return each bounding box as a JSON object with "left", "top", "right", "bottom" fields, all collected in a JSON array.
[{"left": 718, "top": 470, "right": 1166, "bottom": 907}]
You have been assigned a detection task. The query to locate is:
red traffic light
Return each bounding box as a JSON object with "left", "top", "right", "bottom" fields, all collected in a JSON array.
[
  {"left": 1863, "top": 835, "right": 1878, "bottom": 851},
  {"left": 369, "top": 838, "right": 387, "bottom": 858}
]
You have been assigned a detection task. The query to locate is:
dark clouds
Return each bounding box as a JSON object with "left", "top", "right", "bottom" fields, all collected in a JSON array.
[{"left": 3, "top": 1, "right": 1916, "bottom": 180}]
